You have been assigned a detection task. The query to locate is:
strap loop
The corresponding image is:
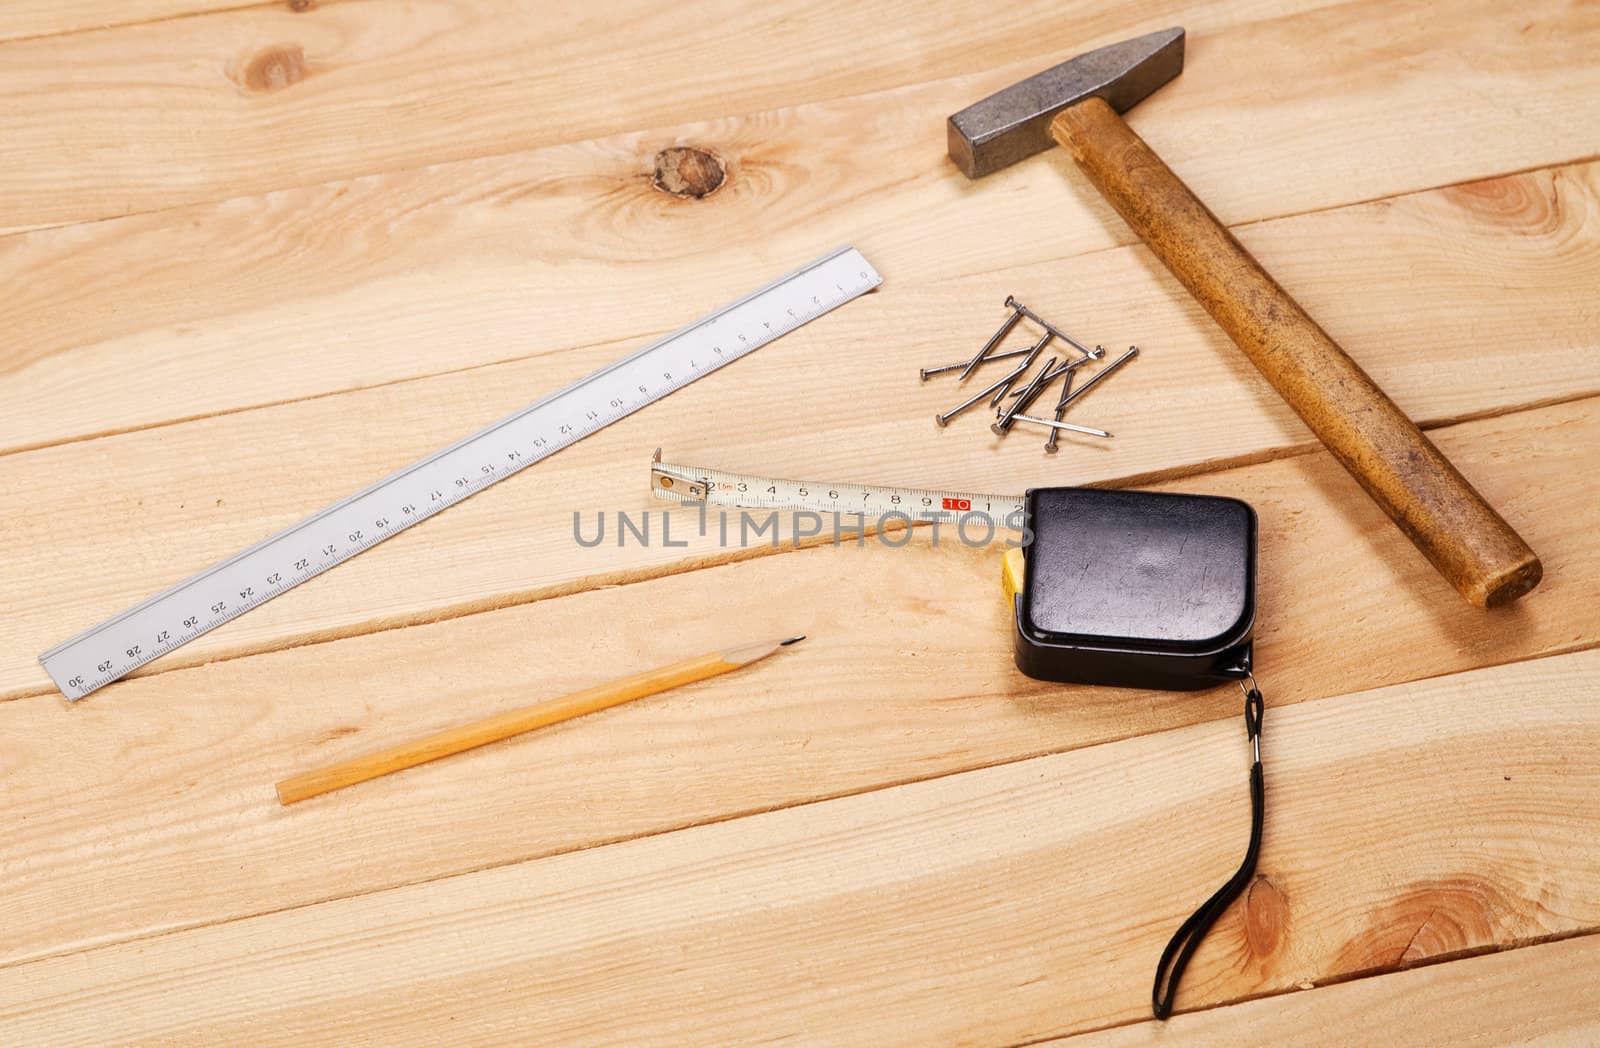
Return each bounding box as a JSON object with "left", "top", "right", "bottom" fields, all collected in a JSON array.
[{"left": 1151, "top": 686, "right": 1266, "bottom": 1020}]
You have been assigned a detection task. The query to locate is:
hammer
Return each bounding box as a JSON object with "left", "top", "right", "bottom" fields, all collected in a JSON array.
[{"left": 949, "top": 28, "right": 1541, "bottom": 608}]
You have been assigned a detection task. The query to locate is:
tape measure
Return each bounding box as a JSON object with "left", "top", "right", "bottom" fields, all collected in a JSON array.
[
  {"left": 42, "top": 246, "right": 882, "bottom": 700},
  {"left": 650, "top": 454, "right": 1025, "bottom": 526}
]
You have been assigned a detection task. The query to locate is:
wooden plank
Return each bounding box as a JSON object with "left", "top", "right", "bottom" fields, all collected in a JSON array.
[
  {"left": 0, "top": 399, "right": 1594, "bottom": 971},
  {"left": 0, "top": 1, "right": 249, "bottom": 45},
  {"left": 5, "top": 0, "right": 1600, "bottom": 447},
  {"left": 1056, "top": 933, "right": 1600, "bottom": 1046},
  {"left": 1, "top": 0, "right": 1595, "bottom": 235},
  {"left": 0, "top": 0, "right": 1353, "bottom": 231},
  {"left": 5, "top": 4, "right": 1594, "bottom": 1042},
  {"left": 1, "top": 648, "right": 1595, "bottom": 1045},
  {"left": 4, "top": 163, "right": 1597, "bottom": 701}
]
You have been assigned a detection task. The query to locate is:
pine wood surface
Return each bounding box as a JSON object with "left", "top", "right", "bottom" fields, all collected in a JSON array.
[
  {"left": 2, "top": 651, "right": 1597, "bottom": 1044},
  {"left": 1054, "top": 933, "right": 1600, "bottom": 1046},
  {"left": 1, "top": 0, "right": 1597, "bottom": 1043},
  {"left": 0, "top": 1, "right": 245, "bottom": 44},
  {"left": 6, "top": 0, "right": 1600, "bottom": 453},
  {"left": 5, "top": 161, "right": 1599, "bottom": 702},
  {"left": 274, "top": 639, "right": 794, "bottom": 804}
]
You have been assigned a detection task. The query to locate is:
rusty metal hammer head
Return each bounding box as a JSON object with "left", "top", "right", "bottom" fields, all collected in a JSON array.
[{"left": 948, "top": 27, "right": 1184, "bottom": 178}]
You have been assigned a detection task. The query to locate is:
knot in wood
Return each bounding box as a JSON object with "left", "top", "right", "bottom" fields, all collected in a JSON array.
[
  {"left": 1244, "top": 874, "right": 1289, "bottom": 958},
  {"left": 652, "top": 147, "right": 725, "bottom": 199},
  {"left": 237, "top": 44, "right": 309, "bottom": 93}
]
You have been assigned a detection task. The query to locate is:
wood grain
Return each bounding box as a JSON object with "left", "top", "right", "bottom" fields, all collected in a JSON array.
[
  {"left": 1, "top": 649, "right": 1595, "bottom": 1045},
  {"left": 0, "top": 0, "right": 1356, "bottom": 231},
  {"left": 4, "top": 162, "right": 1597, "bottom": 700},
  {"left": 1, "top": 399, "right": 1594, "bottom": 972},
  {"left": 1054, "top": 95, "right": 1540, "bottom": 607},
  {"left": 6, "top": 204, "right": 1593, "bottom": 704},
  {"left": 0, "top": 0, "right": 251, "bottom": 44},
  {"left": 1058, "top": 933, "right": 1600, "bottom": 1046},
  {"left": 275, "top": 639, "right": 793, "bottom": 804},
  {"left": 3, "top": 1, "right": 1597, "bottom": 1039},
  {"left": 5, "top": 0, "right": 1600, "bottom": 451}
]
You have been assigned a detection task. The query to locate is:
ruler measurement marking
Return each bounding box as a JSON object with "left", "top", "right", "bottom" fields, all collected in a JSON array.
[{"left": 43, "top": 247, "right": 880, "bottom": 700}]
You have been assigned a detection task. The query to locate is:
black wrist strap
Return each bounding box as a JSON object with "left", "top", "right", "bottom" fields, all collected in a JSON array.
[{"left": 1151, "top": 685, "right": 1265, "bottom": 1020}]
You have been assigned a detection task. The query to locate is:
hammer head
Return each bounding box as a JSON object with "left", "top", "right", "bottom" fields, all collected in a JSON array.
[{"left": 949, "top": 27, "right": 1184, "bottom": 179}]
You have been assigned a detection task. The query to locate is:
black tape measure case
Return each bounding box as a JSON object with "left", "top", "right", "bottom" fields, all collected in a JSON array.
[
  {"left": 1008, "top": 487, "right": 1256, "bottom": 690},
  {"left": 1001, "top": 486, "right": 1266, "bottom": 1020}
]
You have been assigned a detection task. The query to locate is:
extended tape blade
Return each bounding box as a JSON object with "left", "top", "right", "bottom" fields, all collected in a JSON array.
[{"left": 650, "top": 457, "right": 1024, "bottom": 526}]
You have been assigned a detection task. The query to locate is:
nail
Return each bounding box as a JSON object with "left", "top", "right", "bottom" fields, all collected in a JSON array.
[
  {"left": 920, "top": 346, "right": 1030, "bottom": 381},
  {"left": 1056, "top": 345, "right": 1140, "bottom": 414},
  {"left": 957, "top": 300, "right": 1026, "bottom": 380},
  {"left": 1045, "top": 371, "right": 1077, "bottom": 454},
  {"left": 990, "top": 332, "right": 1053, "bottom": 406},
  {"left": 936, "top": 336, "right": 1050, "bottom": 427},
  {"left": 1005, "top": 296, "right": 1104, "bottom": 361},
  {"left": 992, "top": 356, "right": 1062, "bottom": 434},
  {"left": 1004, "top": 354, "right": 1084, "bottom": 398},
  {"left": 1010, "top": 415, "right": 1112, "bottom": 438}
]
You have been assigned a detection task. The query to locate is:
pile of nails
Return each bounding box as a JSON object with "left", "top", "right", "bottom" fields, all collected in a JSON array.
[{"left": 924, "top": 296, "right": 1138, "bottom": 453}]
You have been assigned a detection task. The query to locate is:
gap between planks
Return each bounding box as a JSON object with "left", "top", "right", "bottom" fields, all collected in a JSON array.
[
  {"left": 6, "top": 153, "right": 1597, "bottom": 463},
  {"left": 11, "top": 643, "right": 1595, "bottom": 979},
  {"left": 979, "top": 148, "right": 1600, "bottom": 280},
  {"left": 5, "top": 153, "right": 1597, "bottom": 699},
  {"left": 7, "top": 1, "right": 1598, "bottom": 460},
  {"left": 6, "top": 154, "right": 1599, "bottom": 673},
  {"left": 6, "top": 388, "right": 1593, "bottom": 710},
  {"left": 1024, "top": 929, "right": 1600, "bottom": 1046},
  {"left": 1, "top": 397, "right": 1594, "bottom": 976},
  {"left": 0, "top": 0, "right": 287, "bottom": 47},
  {"left": 1, "top": 649, "right": 1595, "bottom": 1043},
  {"left": 5, "top": 388, "right": 1595, "bottom": 706}
]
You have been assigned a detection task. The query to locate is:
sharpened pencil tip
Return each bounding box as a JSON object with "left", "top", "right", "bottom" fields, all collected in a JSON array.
[{"left": 781, "top": 635, "right": 806, "bottom": 646}]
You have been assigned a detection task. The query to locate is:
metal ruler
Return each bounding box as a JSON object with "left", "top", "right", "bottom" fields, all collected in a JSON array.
[
  {"left": 42, "top": 246, "right": 882, "bottom": 700},
  {"left": 650, "top": 455, "right": 1024, "bottom": 526}
]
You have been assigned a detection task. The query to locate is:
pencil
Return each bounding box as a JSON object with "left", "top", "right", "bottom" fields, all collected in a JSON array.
[{"left": 275, "top": 634, "right": 806, "bottom": 805}]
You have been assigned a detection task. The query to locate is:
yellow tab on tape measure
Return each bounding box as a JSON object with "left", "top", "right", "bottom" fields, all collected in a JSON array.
[{"left": 1001, "top": 547, "right": 1026, "bottom": 601}]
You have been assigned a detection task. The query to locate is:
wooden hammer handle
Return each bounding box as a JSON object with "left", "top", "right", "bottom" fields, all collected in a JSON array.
[{"left": 1052, "top": 97, "right": 1541, "bottom": 607}]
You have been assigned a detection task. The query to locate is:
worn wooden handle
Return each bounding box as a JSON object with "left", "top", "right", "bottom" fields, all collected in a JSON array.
[{"left": 1052, "top": 97, "right": 1541, "bottom": 608}]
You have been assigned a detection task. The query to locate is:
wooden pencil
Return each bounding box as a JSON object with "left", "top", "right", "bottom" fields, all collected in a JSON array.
[{"left": 275, "top": 635, "right": 805, "bottom": 805}]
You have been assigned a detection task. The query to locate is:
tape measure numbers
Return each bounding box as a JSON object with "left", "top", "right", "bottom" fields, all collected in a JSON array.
[
  {"left": 43, "top": 246, "right": 882, "bottom": 700},
  {"left": 650, "top": 456, "right": 1025, "bottom": 527}
]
